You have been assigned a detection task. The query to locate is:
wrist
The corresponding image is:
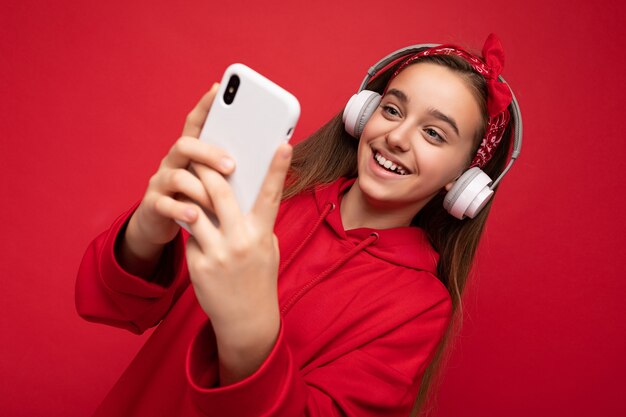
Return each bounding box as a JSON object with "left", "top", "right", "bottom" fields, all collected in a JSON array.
[
  {"left": 217, "top": 316, "right": 279, "bottom": 352},
  {"left": 116, "top": 212, "right": 166, "bottom": 278},
  {"left": 214, "top": 310, "right": 280, "bottom": 385},
  {"left": 125, "top": 212, "right": 165, "bottom": 258}
]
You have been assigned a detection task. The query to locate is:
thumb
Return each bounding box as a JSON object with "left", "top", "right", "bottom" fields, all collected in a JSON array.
[{"left": 251, "top": 143, "right": 292, "bottom": 228}]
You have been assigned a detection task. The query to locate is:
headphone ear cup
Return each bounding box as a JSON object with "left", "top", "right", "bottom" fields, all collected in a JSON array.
[
  {"left": 443, "top": 167, "right": 495, "bottom": 219},
  {"left": 343, "top": 90, "right": 382, "bottom": 138}
]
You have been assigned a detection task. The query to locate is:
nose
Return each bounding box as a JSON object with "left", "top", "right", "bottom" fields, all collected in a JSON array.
[{"left": 385, "top": 121, "right": 411, "bottom": 152}]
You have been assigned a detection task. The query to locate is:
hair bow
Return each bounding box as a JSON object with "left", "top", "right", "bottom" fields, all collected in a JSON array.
[{"left": 481, "top": 34, "right": 513, "bottom": 118}]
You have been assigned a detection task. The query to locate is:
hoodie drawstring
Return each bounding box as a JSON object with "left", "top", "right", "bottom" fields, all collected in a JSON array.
[
  {"left": 280, "top": 231, "right": 379, "bottom": 316},
  {"left": 278, "top": 202, "right": 335, "bottom": 276}
]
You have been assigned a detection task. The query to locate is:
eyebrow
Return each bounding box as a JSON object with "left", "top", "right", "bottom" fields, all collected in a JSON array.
[
  {"left": 427, "top": 108, "right": 460, "bottom": 137},
  {"left": 385, "top": 88, "right": 460, "bottom": 137},
  {"left": 386, "top": 88, "right": 410, "bottom": 104}
]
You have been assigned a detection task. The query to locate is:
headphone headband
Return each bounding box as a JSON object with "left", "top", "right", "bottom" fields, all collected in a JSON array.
[{"left": 358, "top": 45, "right": 438, "bottom": 92}]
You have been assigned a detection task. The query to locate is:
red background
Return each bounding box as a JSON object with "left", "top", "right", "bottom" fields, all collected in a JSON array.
[{"left": 1, "top": 0, "right": 625, "bottom": 416}]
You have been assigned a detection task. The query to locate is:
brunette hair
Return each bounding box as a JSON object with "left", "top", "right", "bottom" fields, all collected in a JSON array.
[{"left": 283, "top": 53, "right": 515, "bottom": 416}]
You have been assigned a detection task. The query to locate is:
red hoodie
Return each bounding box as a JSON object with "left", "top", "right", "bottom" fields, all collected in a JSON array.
[{"left": 76, "top": 177, "right": 452, "bottom": 417}]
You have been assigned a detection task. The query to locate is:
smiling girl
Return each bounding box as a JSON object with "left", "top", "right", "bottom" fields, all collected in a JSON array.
[{"left": 76, "top": 34, "right": 520, "bottom": 416}]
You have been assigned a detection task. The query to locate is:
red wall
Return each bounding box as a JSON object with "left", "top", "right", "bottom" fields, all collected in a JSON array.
[{"left": 2, "top": 0, "right": 625, "bottom": 416}]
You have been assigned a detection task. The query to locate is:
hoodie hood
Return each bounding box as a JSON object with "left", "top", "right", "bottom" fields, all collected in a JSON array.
[{"left": 314, "top": 177, "right": 439, "bottom": 274}]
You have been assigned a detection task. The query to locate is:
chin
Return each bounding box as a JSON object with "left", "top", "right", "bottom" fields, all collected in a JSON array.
[
  {"left": 357, "top": 176, "right": 408, "bottom": 208},
  {"left": 358, "top": 171, "right": 441, "bottom": 213}
]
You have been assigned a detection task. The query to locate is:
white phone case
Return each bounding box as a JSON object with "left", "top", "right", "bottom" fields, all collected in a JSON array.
[{"left": 178, "top": 63, "right": 300, "bottom": 233}]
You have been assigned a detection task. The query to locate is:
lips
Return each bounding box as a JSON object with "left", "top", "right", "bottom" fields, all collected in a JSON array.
[{"left": 372, "top": 150, "right": 409, "bottom": 175}]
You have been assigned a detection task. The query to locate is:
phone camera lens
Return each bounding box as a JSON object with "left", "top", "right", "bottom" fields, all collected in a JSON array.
[{"left": 223, "top": 75, "right": 240, "bottom": 105}]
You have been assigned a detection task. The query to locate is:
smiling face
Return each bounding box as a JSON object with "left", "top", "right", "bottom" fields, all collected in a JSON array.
[{"left": 344, "top": 62, "right": 484, "bottom": 228}]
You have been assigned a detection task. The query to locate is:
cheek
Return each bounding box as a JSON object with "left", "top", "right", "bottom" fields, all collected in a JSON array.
[
  {"left": 414, "top": 146, "right": 468, "bottom": 182},
  {"left": 357, "top": 120, "right": 382, "bottom": 159},
  {"left": 361, "top": 110, "right": 388, "bottom": 138},
  {"left": 356, "top": 136, "right": 368, "bottom": 162},
  {"left": 359, "top": 123, "right": 375, "bottom": 144}
]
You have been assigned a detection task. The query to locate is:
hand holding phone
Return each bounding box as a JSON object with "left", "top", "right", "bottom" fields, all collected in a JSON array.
[{"left": 177, "top": 63, "right": 300, "bottom": 233}]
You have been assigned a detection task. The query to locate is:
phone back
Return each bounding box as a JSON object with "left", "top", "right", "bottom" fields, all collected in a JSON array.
[{"left": 199, "top": 63, "right": 300, "bottom": 214}]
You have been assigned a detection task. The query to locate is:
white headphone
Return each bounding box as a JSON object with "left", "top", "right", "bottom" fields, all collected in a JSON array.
[{"left": 343, "top": 44, "right": 523, "bottom": 220}]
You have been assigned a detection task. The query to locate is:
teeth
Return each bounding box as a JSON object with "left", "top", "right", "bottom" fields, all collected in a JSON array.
[{"left": 374, "top": 152, "right": 408, "bottom": 175}]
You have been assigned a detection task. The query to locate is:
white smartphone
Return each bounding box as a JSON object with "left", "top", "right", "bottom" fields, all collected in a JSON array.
[{"left": 177, "top": 63, "right": 300, "bottom": 233}]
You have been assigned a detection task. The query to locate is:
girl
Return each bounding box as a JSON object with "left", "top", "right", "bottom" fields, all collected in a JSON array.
[{"left": 76, "top": 33, "right": 520, "bottom": 416}]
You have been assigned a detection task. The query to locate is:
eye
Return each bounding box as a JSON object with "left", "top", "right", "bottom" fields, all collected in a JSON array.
[
  {"left": 381, "top": 104, "right": 401, "bottom": 118},
  {"left": 424, "top": 128, "right": 446, "bottom": 144}
]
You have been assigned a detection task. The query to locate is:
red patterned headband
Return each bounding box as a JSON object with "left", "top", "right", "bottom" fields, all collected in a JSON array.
[{"left": 386, "top": 34, "right": 513, "bottom": 168}]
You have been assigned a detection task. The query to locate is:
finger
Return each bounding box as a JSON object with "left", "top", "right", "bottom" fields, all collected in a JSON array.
[
  {"left": 192, "top": 163, "right": 243, "bottom": 235},
  {"left": 184, "top": 235, "right": 202, "bottom": 267},
  {"left": 184, "top": 236, "right": 207, "bottom": 284},
  {"left": 153, "top": 195, "right": 202, "bottom": 224},
  {"left": 174, "top": 194, "right": 215, "bottom": 218},
  {"left": 182, "top": 83, "right": 220, "bottom": 138},
  {"left": 185, "top": 235, "right": 219, "bottom": 298},
  {"left": 159, "top": 168, "right": 213, "bottom": 211},
  {"left": 252, "top": 143, "right": 292, "bottom": 228},
  {"left": 162, "top": 136, "right": 235, "bottom": 175},
  {"left": 185, "top": 196, "right": 222, "bottom": 252}
]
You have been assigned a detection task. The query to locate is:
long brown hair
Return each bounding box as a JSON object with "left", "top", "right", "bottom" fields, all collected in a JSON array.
[{"left": 284, "top": 53, "right": 515, "bottom": 416}]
